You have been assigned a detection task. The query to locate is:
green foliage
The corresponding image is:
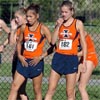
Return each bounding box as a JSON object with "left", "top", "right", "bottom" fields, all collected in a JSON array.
[
  {"left": 0, "top": 0, "right": 18, "bottom": 3},
  {"left": 0, "top": 0, "right": 100, "bottom": 23},
  {"left": 0, "top": 63, "right": 12, "bottom": 76}
]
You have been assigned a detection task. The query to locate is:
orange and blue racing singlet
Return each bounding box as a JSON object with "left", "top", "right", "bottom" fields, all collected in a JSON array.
[
  {"left": 86, "top": 34, "right": 96, "bottom": 54},
  {"left": 86, "top": 34, "right": 98, "bottom": 66},
  {"left": 16, "top": 28, "right": 20, "bottom": 36},
  {"left": 23, "top": 23, "right": 45, "bottom": 58},
  {"left": 56, "top": 19, "right": 79, "bottom": 55}
]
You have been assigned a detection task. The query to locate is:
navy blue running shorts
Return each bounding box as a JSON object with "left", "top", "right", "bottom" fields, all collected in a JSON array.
[
  {"left": 52, "top": 52, "right": 78, "bottom": 75},
  {"left": 16, "top": 59, "right": 44, "bottom": 79}
]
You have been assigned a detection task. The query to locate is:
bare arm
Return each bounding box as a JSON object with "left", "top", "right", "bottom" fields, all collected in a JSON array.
[
  {"left": 76, "top": 20, "right": 87, "bottom": 62},
  {"left": 0, "top": 19, "right": 10, "bottom": 33},
  {"left": 17, "top": 25, "right": 28, "bottom": 67},
  {"left": 9, "top": 19, "right": 18, "bottom": 45},
  {"left": 77, "top": 50, "right": 83, "bottom": 57},
  {"left": 17, "top": 26, "right": 24, "bottom": 57},
  {"left": 40, "top": 24, "right": 52, "bottom": 58},
  {"left": 52, "top": 18, "right": 64, "bottom": 44},
  {"left": 0, "top": 39, "right": 8, "bottom": 52},
  {"left": 3, "top": 39, "right": 8, "bottom": 46},
  {"left": 36, "top": 24, "right": 52, "bottom": 59},
  {"left": 9, "top": 30, "right": 17, "bottom": 45},
  {"left": 0, "top": 19, "right": 10, "bottom": 52},
  {"left": 41, "top": 24, "right": 51, "bottom": 43}
]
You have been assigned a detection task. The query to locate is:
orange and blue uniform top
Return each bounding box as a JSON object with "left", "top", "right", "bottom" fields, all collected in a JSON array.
[
  {"left": 86, "top": 34, "right": 98, "bottom": 66},
  {"left": 79, "top": 34, "right": 98, "bottom": 67},
  {"left": 56, "top": 19, "right": 79, "bottom": 55},
  {"left": 16, "top": 28, "right": 20, "bottom": 36},
  {"left": 78, "top": 34, "right": 97, "bottom": 55},
  {"left": 23, "top": 23, "right": 45, "bottom": 58},
  {"left": 86, "top": 34, "right": 96, "bottom": 54}
]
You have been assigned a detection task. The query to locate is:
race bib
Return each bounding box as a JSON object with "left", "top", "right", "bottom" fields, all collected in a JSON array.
[
  {"left": 24, "top": 41, "right": 38, "bottom": 51},
  {"left": 59, "top": 39, "right": 72, "bottom": 50}
]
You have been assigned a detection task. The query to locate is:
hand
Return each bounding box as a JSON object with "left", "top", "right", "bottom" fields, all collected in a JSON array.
[
  {"left": 80, "top": 61, "right": 87, "bottom": 73},
  {"left": 18, "top": 55, "right": 28, "bottom": 67},
  {"left": 56, "top": 18, "right": 64, "bottom": 27},
  {"left": 29, "top": 56, "right": 42, "bottom": 66},
  {"left": 10, "top": 19, "right": 18, "bottom": 31}
]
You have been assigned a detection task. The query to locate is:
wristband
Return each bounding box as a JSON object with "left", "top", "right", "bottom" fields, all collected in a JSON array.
[{"left": 47, "top": 43, "right": 56, "bottom": 55}]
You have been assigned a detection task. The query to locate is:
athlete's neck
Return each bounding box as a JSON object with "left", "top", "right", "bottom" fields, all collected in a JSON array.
[
  {"left": 28, "top": 21, "right": 39, "bottom": 32},
  {"left": 63, "top": 17, "right": 74, "bottom": 26}
]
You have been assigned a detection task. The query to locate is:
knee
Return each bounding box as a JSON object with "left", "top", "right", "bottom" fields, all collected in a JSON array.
[
  {"left": 78, "top": 83, "right": 85, "bottom": 92},
  {"left": 66, "top": 89, "right": 74, "bottom": 99},
  {"left": 11, "top": 82, "right": 19, "bottom": 91},
  {"left": 34, "top": 86, "right": 42, "bottom": 94},
  {"left": 46, "top": 86, "right": 56, "bottom": 96}
]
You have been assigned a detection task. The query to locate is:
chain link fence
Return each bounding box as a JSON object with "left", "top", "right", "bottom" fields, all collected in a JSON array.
[{"left": 0, "top": 0, "right": 100, "bottom": 100}]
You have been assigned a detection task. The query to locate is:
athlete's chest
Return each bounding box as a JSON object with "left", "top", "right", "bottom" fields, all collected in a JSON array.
[
  {"left": 24, "top": 30, "right": 42, "bottom": 42},
  {"left": 58, "top": 25, "right": 77, "bottom": 50},
  {"left": 59, "top": 26, "right": 77, "bottom": 40}
]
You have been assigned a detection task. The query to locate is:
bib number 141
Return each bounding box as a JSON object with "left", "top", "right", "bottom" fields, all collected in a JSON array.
[{"left": 24, "top": 41, "right": 38, "bottom": 51}]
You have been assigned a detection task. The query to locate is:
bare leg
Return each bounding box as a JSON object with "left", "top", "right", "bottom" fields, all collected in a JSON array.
[
  {"left": 20, "top": 94, "right": 28, "bottom": 100},
  {"left": 32, "top": 73, "right": 43, "bottom": 100},
  {"left": 74, "top": 63, "right": 83, "bottom": 99},
  {"left": 78, "top": 61, "right": 94, "bottom": 100},
  {"left": 45, "top": 69, "right": 61, "bottom": 100},
  {"left": 76, "top": 64, "right": 83, "bottom": 82},
  {"left": 8, "top": 71, "right": 25, "bottom": 100},
  {"left": 65, "top": 72, "right": 77, "bottom": 100}
]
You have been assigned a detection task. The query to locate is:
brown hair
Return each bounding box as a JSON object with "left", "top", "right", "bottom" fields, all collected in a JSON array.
[
  {"left": 26, "top": 3, "right": 40, "bottom": 14},
  {"left": 15, "top": 7, "right": 26, "bottom": 16},
  {"left": 61, "top": 0, "right": 74, "bottom": 11}
]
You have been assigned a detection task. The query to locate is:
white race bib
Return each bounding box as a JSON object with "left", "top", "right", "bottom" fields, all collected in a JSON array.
[
  {"left": 59, "top": 39, "right": 72, "bottom": 50},
  {"left": 24, "top": 41, "right": 38, "bottom": 51}
]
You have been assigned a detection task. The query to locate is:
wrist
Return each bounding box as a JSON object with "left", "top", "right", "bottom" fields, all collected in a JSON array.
[
  {"left": 39, "top": 55, "right": 44, "bottom": 60},
  {"left": 10, "top": 28, "right": 16, "bottom": 32},
  {"left": 18, "top": 54, "right": 21, "bottom": 58},
  {"left": 55, "top": 25, "right": 61, "bottom": 29}
]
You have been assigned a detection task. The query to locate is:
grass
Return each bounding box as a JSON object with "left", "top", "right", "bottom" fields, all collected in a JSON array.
[
  {"left": 0, "top": 62, "right": 100, "bottom": 100},
  {"left": 0, "top": 24, "right": 100, "bottom": 99},
  {"left": 75, "top": 85, "right": 100, "bottom": 100},
  {"left": 0, "top": 63, "right": 100, "bottom": 78},
  {"left": 0, "top": 82, "right": 100, "bottom": 100},
  {"left": 0, "top": 63, "right": 12, "bottom": 76}
]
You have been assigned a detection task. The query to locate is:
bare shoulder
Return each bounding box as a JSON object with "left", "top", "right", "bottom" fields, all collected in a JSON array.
[
  {"left": 41, "top": 23, "right": 49, "bottom": 30},
  {"left": 76, "top": 19, "right": 84, "bottom": 27},
  {"left": 41, "top": 23, "right": 50, "bottom": 35},
  {"left": 76, "top": 19, "right": 84, "bottom": 31},
  {"left": 17, "top": 24, "right": 26, "bottom": 35},
  {"left": 0, "top": 19, "right": 5, "bottom": 25},
  {"left": 20, "top": 24, "right": 26, "bottom": 31}
]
